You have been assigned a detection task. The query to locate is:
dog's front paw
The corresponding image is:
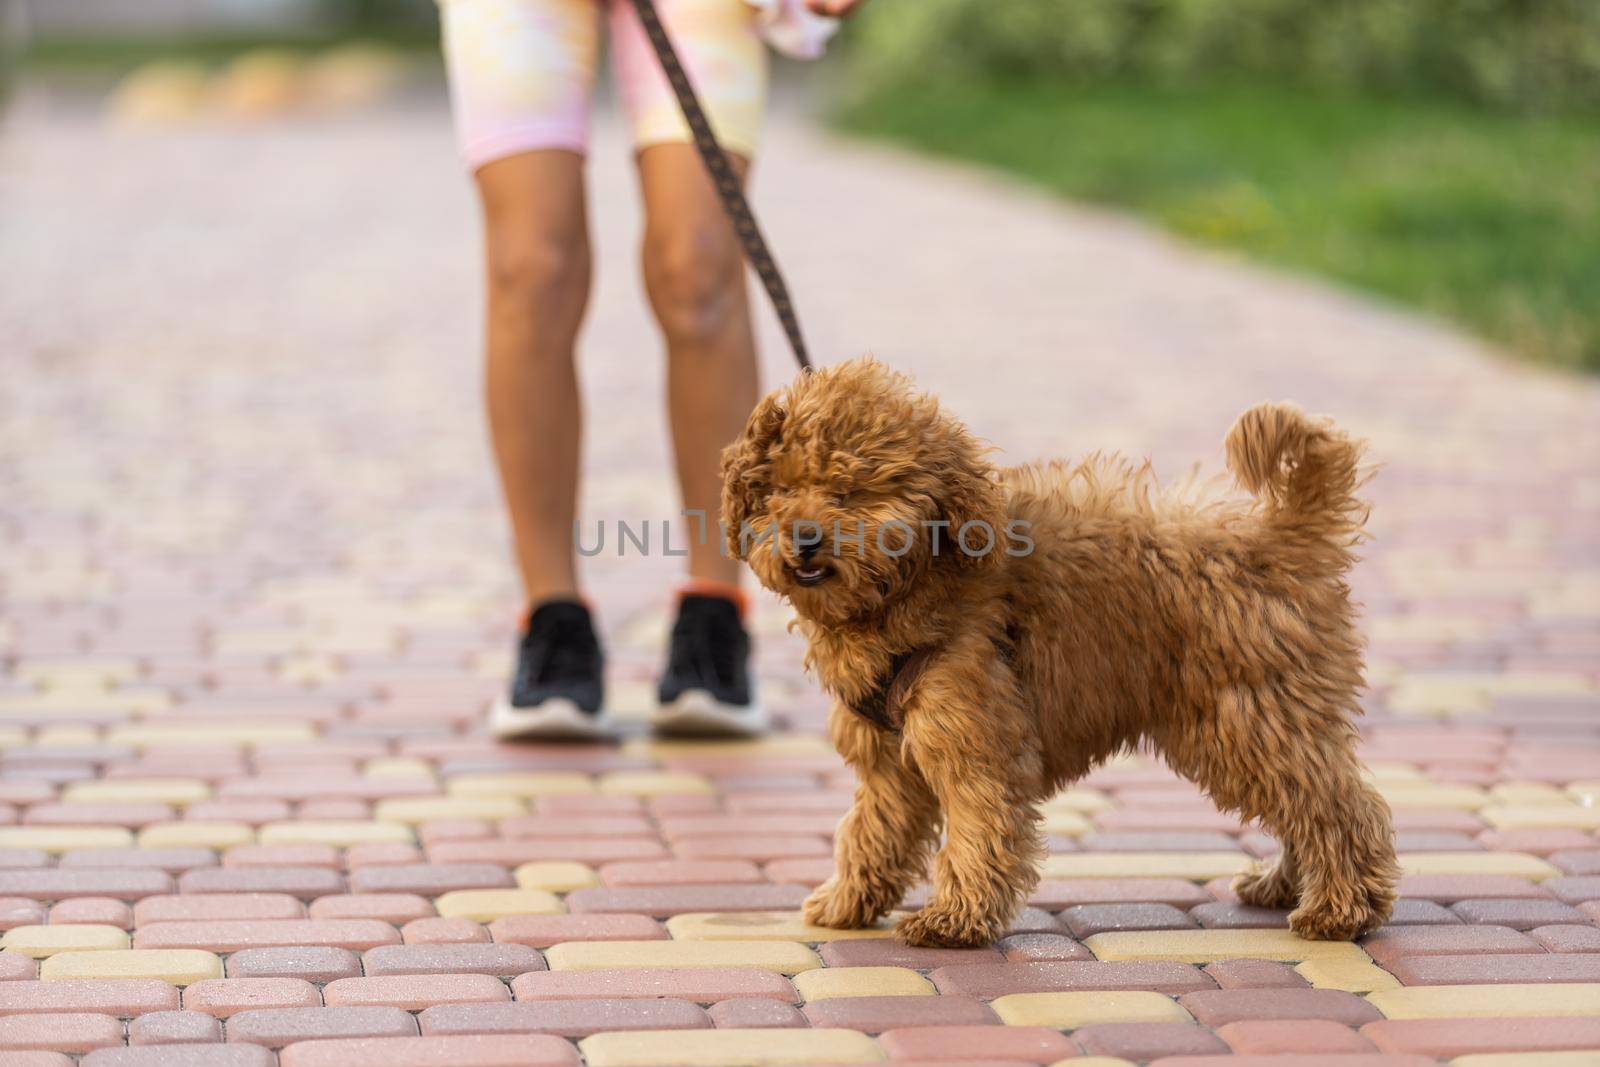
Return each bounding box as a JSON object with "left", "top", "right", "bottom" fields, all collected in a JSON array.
[
  {"left": 895, "top": 904, "right": 1001, "bottom": 949},
  {"left": 1233, "top": 861, "right": 1299, "bottom": 910},
  {"left": 803, "top": 879, "right": 890, "bottom": 930}
]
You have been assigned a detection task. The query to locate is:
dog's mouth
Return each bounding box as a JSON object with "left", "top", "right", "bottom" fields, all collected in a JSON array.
[{"left": 790, "top": 562, "right": 835, "bottom": 587}]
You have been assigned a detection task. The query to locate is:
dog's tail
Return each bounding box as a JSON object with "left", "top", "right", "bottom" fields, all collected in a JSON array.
[{"left": 1226, "top": 402, "right": 1369, "bottom": 568}]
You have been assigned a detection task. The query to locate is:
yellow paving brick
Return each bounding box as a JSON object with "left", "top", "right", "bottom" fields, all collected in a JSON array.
[
  {"left": 1042, "top": 810, "right": 1092, "bottom": 836},
  {"left": 1567, "top": 781, "right": 1600, "bottom": 805},
  {"left": 276, "top": 653, "right": 342, "bottom": 684},
  {"left": 15, "top": 657, "right": 142, "bottom": 688},
  {"left": 0, "top": 727, "right": 27, "bottom": 749},
  {"left": 1452, "top": 1054, "right": 1600, "bottom": 1067},
  {"left": 598, "top": 771, "right": 715, "bottom": 796},
  {"left": 545, "top": 940, "right": 821, "bottom": 974},
  {"left": 620, "top": 736, "right": 834, "bottom": 759},
  {"left": 0, "top": 687, "right": 172, "bottom": 715},
  {"left": 33, "top": 726, "right": 102, "bottom": 747},
  {"left": 41, "top": 948, "right": 223, "bottom": 985},
  {"left": 792, "top": 966, "right": 933, "bottom": 1000},
  {"left": 363, "top": 757, "right": 436, "bottom": 780},
  {"left": 1046, "top": 1061, "right": 1135, "bottom": 1067},
  {"left": 1478, "top": 805, "right": 1600, "bottom": 831},
  {"left": 446, "top": 772, "right": 595, "bottom": 798},
  {"left": 991, "top": 991, "right": 1192, "bottom": 1027},
  {"left": 1378, "top": 784, "right": 1489, "bottom": 810},
  {"left": 1, "top": 925, "right": 130, "bottom": 958},
  {"left": 372, "top": 796, "right": 526, "bottom": 823},
  {"left": 1084, "top": 929, "right": 1371, "bottom": 963},
  {"left": 1296, "top": 958, "right": 1400, "bottom": 992},
  {"left": 63, "top": 778, "right": 211, "bottom": 805},
  {"left": 1488, "top": 783, "right": 1574, "bottom": 806},
  {"left": 1398, "top": 851, "right": 1560, "bottom": 881},
  {"left": 1363, "top": 763, "right": 1427, "bottom": 783},
  {"left": 1041, "top": 852, "right": 1251, "bottom": 881},
  {"left": 107, "top": 722, "right": 315, "bottom": 748},
  {"left": 138, "top": 822, "right": 256, "bottom": 849},
  {"left": 258, "top": 821, "right": 414, "bottom": 846},
  {"left": 1384, "top": 679, "right": 1491, "bottom": 716},
  {"left": 665, "top": 912, "right": 898, "bottom": 942},
  {"left": 435, "top": 889, "right": 564, "bottom": 921},
  {"left": 1368, "top": 984, "right": 1600, "bottom": 1019},
  {"left": 514, "top": 862, "right": 600, "bottom": 892},
  {"left": 579, "top": 1028, "right": 882, "bottom": 1066},
  {"left": 0, "top": 827, "right": 134, "bottom": 853}
]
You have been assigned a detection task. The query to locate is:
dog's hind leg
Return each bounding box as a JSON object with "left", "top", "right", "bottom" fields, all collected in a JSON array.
[
  {"left": 804, "top": 704, "right": 940, "bottom": 930},
  {"left": 1161, "top": 684, "right": 1398, "bottom": 941}
]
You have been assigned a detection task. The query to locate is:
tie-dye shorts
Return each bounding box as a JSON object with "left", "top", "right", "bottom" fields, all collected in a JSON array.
[{"left": 439, "top": 0, "right": 768, "bottom": 168}]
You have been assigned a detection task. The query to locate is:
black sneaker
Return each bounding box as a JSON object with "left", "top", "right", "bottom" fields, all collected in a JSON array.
[
  {"left": 489, "top": 599, "right": 611, "bottom": 741},
  {"left": 652, "top": 593, "right": 767, "bottom": 737}
]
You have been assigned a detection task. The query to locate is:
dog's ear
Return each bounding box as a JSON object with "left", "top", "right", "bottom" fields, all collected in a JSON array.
[
  {"left": 932, "top": 424, "right": 1005, "bottom": 569},
  {"left": 720, "top": 391, "right": 788, "bottom": 561}
]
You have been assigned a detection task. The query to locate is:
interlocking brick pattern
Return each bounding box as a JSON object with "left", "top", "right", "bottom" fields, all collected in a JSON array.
[{"left": 2, "top": 89, "right": 1598, "bottom": 1066}]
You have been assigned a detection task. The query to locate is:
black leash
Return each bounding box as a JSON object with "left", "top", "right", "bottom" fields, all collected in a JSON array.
[{"left": 627, "top": 0, "right": 812, "bottom": 372}]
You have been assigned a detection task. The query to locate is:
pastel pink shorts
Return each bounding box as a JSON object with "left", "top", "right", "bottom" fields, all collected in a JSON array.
[{"left": 439, "top": 0, "right": 768, "bottom": 168}]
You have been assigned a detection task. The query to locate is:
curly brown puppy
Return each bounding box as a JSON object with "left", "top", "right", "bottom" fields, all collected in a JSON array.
[{"left": 721, "top": 357, "right": 1398, "bottom": 948}]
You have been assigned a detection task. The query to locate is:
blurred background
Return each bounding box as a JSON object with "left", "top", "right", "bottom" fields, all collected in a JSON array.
[{"left": 4, "top": 0, "right": 1597, "bottom": 371}]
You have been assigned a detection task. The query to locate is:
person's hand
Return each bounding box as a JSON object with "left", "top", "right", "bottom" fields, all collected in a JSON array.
[{"left": 805, "top": 0, "right": 867, "bottom": 17}]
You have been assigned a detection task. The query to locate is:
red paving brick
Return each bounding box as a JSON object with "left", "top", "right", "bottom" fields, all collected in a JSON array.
[{"left": 5, "top": 100, "right": 1600, "bottom": 1066}]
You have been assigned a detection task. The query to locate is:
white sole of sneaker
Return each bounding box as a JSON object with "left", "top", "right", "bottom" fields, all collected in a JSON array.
[
  {"left": 489, "top": 694, "right": 614, "bottom": 742},
  {"left": 651, "top": 689, "right": 768, "bottom": 738}
]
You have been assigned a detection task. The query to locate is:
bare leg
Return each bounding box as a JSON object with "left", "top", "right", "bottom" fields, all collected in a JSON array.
[
  {"left": 804, "top": 706, "right": 941, "bottom": 928},
  {"left": 636, "top": 143, "right": 759, "bottom": 584},
  {"left": 474, "top": 150, "right": 591, "bottom": 604}
]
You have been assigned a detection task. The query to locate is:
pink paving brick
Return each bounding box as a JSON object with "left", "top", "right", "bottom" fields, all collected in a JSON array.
[
  {"left": 996, "top": 933, "right": 1096, "bottom": 962},
  {"left": 1361, "top": 1017, "right": 1600, "bottom": 1057},
  {"left": 1552, "top": 850, "right": 1600, "bottom": 875},
  {"left": 61, "top": 848, "right": 216, "bottom": 874},
  {"left": 510, "top": 967, "right": 797, "bottom": 1003},
  {"left": 706, "top": 998, "right": 808, "bottom": 1028},
  {"left": 1385, "top": 951, "right": 1600, "bottom": 984},
  {"left": 1029, "top": 879, "right": 1213, "bottom": 909},
  {"left": 276, "top": 1033, "right": 580, "bottom": 1067},
  {"left": 1532, "top": 924, "right": 1600, "bottom": 952},
  {"left": 562, "top": 884, "right": 810, "bottom": 916},
  {"left": 1547, "top": 876, "right": 1600, "bottom": 904},
  {"left": 134, "top": 894, "right": 306, "bottom": 924},
  {"left": 347, "top": 865, "right": 512, "bottom": 896},
  {"left": 224, "top": 844, "right": 341, "bottom": 870},
  {"left": 323, "top": 974, "right": 511, "bottom": 1010},
  {"left": 501, "top": 816, "right": 656, "bottom": 838},
  {"left": 1177, "top": 988, "right": 1382, "bottom": 1026},
  {"left": 46, "top": 898, "right": 133, "bottom": 927},
  {"left": 402, "top": 917, "right": 488, "bottom": 944},
  {"left": 0, "top": 870, "right": 175, "bottom": 900},
  {"left": 1361, "top": 923, "right": 1541, "bottom": 963},
  {"left": 22, "top": 803, "right": 174, "bottom": 828},
  {"left": 419, "top": 998, "right": 709, "bottom": 1038},
  {"left": 1201, "top": 959, "right": 1308, "bottom": 989},
  {"left": 1451, "top": 897, "right": 1587, "bottom": 927},
  {"left": 1218, "top": 1019, "right": 1375, "bottom": 1054},
  {"left": 1397, "top": 874, "right": 1550, "bottom": 902},
  {"left": 0, "top": 1054, "right": 70, "bottom": 1067},
  {"left": 127, "top": 1010, "right": 224, "bottom": 1045},
  {"left": 226, "top": 1006, "right": 419, "bottom": 1048},
  {"left": 0, "top": 980, "right": 180, "bottom": 1017},
  {"left": 346, "top": 844, "right": 424, "bottom": 868},
  {"left": 179, "top": 868, "right": 346, "bottom": 898},
  {"left": 1189, "top": 903, "right": 1291, "bottom": 929},
  {"left": 0, "top": 900, "right": 45, "bottom": 931},
  {"left": 0, "top": 1012, "right": 124, "bottom": 1053},
  {"left": 0, "top": 951, "right": 38, "bottom": 981},
  {"left": 183, "top": 978, "right": 322, "bottom": 1017},
  {"left": 427, "top": 840, "right": 667, "bottom": 865},
  {"left": 487, "top": 914, "right": 665, "bottom": 947},
  {"left": 1074, "top": 1021, "right": 1229, "bottom": 1060},
  {"left": 225, "top": 947, "right": 362, "bottom": 982},
  {"left": 819, "top": 941, "right": 1003, "bottom": 969},
  {"left": 598, "top": 860, "right": 764, "bottom": 886},
  {"left": 363, "top": 943, "right": 544, "bottom": 977},
  {"left": 802, "top": 994, "right": 996, "bottom": 1031},
  {"left": 84, "top": 1049, "right": 275, "bottom": 1067},
  {"left": 309, "top": 894, "right": 435, "bottom": 924},
  {"left": 135, "top": 919, "right": 402, "bottom": 952},
  {"left": 931, "top": 959, "right": 1214, "bottom": 997},
  {"left": 878, "top": 1025, "right": 1076, "bottom": 1061},
  {"left": 1059, "top": 903, "right": 1196, "bottom": 937}
]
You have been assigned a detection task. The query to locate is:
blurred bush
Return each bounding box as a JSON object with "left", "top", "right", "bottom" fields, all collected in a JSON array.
[{"left": 849, "top": 0, "right": 1600, "bottom": 113}]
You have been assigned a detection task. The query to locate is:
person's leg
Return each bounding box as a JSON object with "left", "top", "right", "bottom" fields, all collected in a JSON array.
[
  {"left": 474, "top": 151, "right": 591, "bottom": 604},
  {"left": 637, "top": 143, "right": 760, "bottom": 585}
]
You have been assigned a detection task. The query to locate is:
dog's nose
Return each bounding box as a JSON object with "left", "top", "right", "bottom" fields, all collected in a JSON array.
[{"left": 797, "top": 539, "right": 821, "bottom": 561}]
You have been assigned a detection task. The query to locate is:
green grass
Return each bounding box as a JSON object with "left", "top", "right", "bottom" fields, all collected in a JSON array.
[
  {"left": 19, "top": 28, "right": 439, "bottom": 75},
  {"left": 834, "top": 79, "right": 1600, "bottom": 371}
]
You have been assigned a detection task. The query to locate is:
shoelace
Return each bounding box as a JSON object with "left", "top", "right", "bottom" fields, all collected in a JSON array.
[
  {"left": 670, "top": 610, "right": 740, "bottom": 686},
  {"left": 523, "top": 626, "right": 598, "bottom": 685}
]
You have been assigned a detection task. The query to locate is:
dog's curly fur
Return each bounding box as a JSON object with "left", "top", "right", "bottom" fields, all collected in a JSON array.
[{"left": 722, "top": 358, "right": 1399, "bottom": 948}]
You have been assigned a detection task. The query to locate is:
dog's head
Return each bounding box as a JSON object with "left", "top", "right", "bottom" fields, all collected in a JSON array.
[{"left": 721, "top": 357, "right": 1003, "bottom": 626}]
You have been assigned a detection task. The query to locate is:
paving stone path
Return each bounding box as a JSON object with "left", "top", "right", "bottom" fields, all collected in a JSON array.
[{"left": 2, "top": 89, "right": 1600, "bottom": 1066}]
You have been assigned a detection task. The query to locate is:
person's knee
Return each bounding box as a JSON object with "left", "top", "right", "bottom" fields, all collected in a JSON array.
[
  {"left": 643, "top": 227, "right": 743, "bottom": 347},
  {"left": 486, "top": 233, "right": 588, "bottom": 314}
]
